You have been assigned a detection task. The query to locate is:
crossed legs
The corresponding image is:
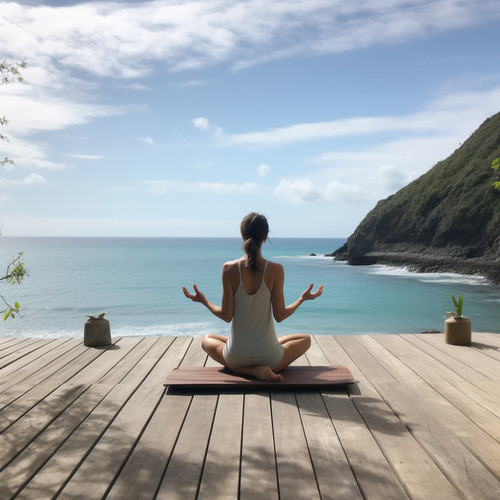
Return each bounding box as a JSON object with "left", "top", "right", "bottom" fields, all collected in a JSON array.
[{"left": 201, "top": 333, "right": 311, "bottom": 381}]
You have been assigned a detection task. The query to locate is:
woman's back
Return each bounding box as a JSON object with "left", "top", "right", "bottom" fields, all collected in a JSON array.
[{"left": 227, "top": 260, "right": 280, "bottom": 357}]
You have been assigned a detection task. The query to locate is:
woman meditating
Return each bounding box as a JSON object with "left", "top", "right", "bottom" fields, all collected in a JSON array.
[{"left": 182, "top": 212, "right": 323, "bottom": 381}]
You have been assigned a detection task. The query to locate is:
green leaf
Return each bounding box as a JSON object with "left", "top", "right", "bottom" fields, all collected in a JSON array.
[
  {"left": 492, "top": 158, "right": 500, "bottom": 171},
  {"left": 458, "top": 293, "right": 464, "bottom": 316},
  {"left": 3, "top": 309, "right": 12, "bottom": 321},
  {"left": 492, "top": 182, "right": 500, "bottom": 191}
]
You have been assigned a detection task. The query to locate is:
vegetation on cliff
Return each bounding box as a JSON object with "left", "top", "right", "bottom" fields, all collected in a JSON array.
[{"left": 334, "top": 111, "right": 500, "bottom": 283}]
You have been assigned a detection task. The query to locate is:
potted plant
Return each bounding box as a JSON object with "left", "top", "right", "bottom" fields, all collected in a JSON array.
[{"left": 445, "top": 294, "right": 471, "bottom": 345}]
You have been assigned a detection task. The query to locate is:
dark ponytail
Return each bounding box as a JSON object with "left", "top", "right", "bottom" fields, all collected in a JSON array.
[{"left": 240, "top": 212, "right": 269, "bottom": 273}]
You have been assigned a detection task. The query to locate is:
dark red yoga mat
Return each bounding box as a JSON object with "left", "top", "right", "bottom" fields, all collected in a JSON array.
[{"left": 164, "top": 365, "right": 354, "bottom": 389}]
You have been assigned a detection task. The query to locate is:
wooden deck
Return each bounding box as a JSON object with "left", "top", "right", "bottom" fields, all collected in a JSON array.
[{"left": 0, "top": 333, "right": 499, "bottom": 499}]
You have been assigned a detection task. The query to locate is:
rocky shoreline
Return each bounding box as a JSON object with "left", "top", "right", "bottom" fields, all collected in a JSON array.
[{"left": 330, "top": 244, "right": 500, "bottom": 284}]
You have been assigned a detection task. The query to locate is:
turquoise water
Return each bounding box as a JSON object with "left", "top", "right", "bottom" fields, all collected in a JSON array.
[{"left": 1, "top": 237, "right": 499, "bottom": 338}]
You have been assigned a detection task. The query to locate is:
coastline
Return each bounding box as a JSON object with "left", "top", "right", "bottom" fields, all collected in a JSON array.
[{"left": 331, "top": 244, "right": 500, "bottom": 284}]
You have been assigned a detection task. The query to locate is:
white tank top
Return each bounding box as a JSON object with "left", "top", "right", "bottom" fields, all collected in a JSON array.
[{"left": 226, "top": 260, "right": 280, "bottom": 357}]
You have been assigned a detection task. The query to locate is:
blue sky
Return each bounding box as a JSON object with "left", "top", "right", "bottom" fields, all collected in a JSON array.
[{"left": 1, "top": 0, "right": 500, "bottom": 238}]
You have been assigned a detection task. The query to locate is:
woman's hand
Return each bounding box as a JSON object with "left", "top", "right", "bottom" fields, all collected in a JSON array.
[
  {"left": 182, "top": 284, "right": 207, "bottom": 305},
  {"left": 300, "top": 283, "right": 323, "bottom": 301},
  {"left": 182, "top": 281, "right": 233, "bottom": 322}
]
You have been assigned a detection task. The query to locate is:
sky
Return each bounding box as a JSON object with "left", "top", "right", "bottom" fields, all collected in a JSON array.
[{"left": 1, "top": 0, "right": 500, "bottom": 238}]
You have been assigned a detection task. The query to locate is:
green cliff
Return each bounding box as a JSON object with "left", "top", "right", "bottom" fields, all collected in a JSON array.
[{"left": 333, "top": 111, "right": 500, "bottom": 283}]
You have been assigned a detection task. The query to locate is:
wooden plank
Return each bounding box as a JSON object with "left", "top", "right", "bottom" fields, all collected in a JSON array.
[
  {"left": 472, "top": 332, "right": 500, "bottom": 348},
  {"left": 179, "top": 335, "right": 207, "bottom": 367},
  {"left": 0, "top": 339, "right": 85, "bottom": 399},
  {"left": 198, "top": 393, "right": 244, "bottom": 500},
  {"left": 317, "top": 336, "right": 460, "bottom": 500},
  {"left": 107, "top": 336, "right": 206, "bottom": 499},
  {"left": 97, "top": 336, "right": 159, "bottom": 385},
  {"left": 155, "top": 394, "right": 218, "bottom": 500},
  {"left": 470, "top": 335, "right": 500, "bottom": 362},
  {"left": 0, "top": 383, "right": 111, "bottom": 498},
  {"left": 356, "top": 335, "right": 500, "bottom": 479},
  {"left": 239, "top": 393, "right": 279, "bottom": 500},
  {"left": 117, "top": 336, "right": 181, "bottom": 387},
  {"left": 0, "top": 383, "right": 89, "bottom": 469},
  {"left": 0, "top": 338, "right": 49, "bottom": 367},
  {"left": 0, "top": 337, "right": 18, "bottom": 348},
  {"left": 271, "top": 391, "right": 320, "bottom": 500},
  {"left": 306, "top": 335, "right": 332, "bottom": 365},
  {"left": 378, "top": 380, "right": 500, "bottom": 500},
  {"left": 66, "top": 336, "right": 143, "bottom": 384},
  {"left": 405, "top": 334, "right": 500, "bottom": 399},
  {"left": 314, "top": 335, "right": 373, "bottom": 397},
  {"left": 18, "top": 382, "right": 136, "bottom": 500},
  {"left": 302, "top": 336, "right": 363, "bottom": 500},
  {"left": 416, "top": 333, "right": 500, "bottom": 380},
  {"left": 322, "top": 391, "right": 410, "bottom": 500},
  {"left": 18, "top": 338, "right": 179, "bottom": 499},
  {"left": 58, "top": 336, "right": 190, "bottom": 499},
  {"left": 336, "top": 336, "right": 500, "bottom": 498},
  {"left": 0, "top": 339, "right": 120, "bottom": 428},
  {"left": 143, "top": 337, "right": 215, "bottom": 500},
  {"left": 0, "top": 338, "right": 36, "bottom": 359},
  {"left": 296, "top": 391, "right": 363, "bottom": 500},
  {"left": 373, "top": 334, "right": 500, "bottom": 437},
  {"left": 411, "top": 335, "right": 500, "bottom": 416},
  {"left": 0, "top": 338, "right": 76, "bottom": 391},
  {"left": 349, "top": 392, "right": 461, "bottom": 500},
  {"left": 407, "top": 334, "right": 495, "bottom": 384},
  {"left": 105, "top": 393, "right": 192, "bottom": 500},
  {"left": 336, "top": 335, "right": 398, "bottom": 384}
]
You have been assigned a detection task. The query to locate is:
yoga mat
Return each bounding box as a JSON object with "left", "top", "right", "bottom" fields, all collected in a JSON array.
[{"left": 164, "top": 365, "right": 354, "bottom": 389}]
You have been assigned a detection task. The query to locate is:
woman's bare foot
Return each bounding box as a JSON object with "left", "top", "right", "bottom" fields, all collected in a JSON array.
[{"left": 254, "top": 366, "right": 283, "bottom": 382}]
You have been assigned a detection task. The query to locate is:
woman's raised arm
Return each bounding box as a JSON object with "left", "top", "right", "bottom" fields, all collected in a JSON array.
[
  {"left": 271, "top": 264, "right": 323, "bottom": 323},
  {"left": 182, "top": 263, "right": 235, "bottom": 322}
]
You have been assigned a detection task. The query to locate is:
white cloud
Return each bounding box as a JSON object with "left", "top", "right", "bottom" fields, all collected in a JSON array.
[
  {"left": 257, "top": 164, "right": 270, "bottom": 177},
  {"left": 310, "top": 133, "right": 463, "bottom": 200},
  {"left": 139, "top": 179, "right": 257, "bottom": 195},
  {"left": 275, "top": 177, "right": 365, "bottom": 204},
  {"left": 275, "top": 178, "right": 321, "bottom": 203},
  {"left": 197, "top": 181, "right": 257, "bottom": 195},
  {"left": 222, "top": 86, "right": 500, "bottom": 147},
  {"left": 138, "top": 137, "right": 155, "bottom": 145},
  {"left": 2, "top": 1, "right": 498, "bottom": 78},
  {"left": 115, "top": 82, "right": 150, "bottom": 91},
  {"left": 0, "top": 173, "right": 47, "bottom": 187},
  {"left": 65, "top": 153, "right": 106, "bottom": 160},
  {"left": 177, "top": 79, "right": 206, "bottom": 88},
  {"left": 141, "top": 180, "right": 182, "bottom": 194},
  {"left": 20, "top": 173, "right": 48, "bottom": 185},
  {"left": 192, "top": 117, "right": 210, "bottom": 130},
  {"left": 2, "top": 136, "right": 68, "bottom": 170},
  {"left": 192, "top": 117, "right": 223, "bottom": 136},
  {"left": 0, "top": 67, "right": 126, "bottom": 137}
]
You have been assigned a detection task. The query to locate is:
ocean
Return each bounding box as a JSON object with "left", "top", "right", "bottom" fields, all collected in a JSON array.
[{"left": 1, "top": 237, "right": 499, "bottom": 338}]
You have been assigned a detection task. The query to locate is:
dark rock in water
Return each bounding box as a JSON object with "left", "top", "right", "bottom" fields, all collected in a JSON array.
[
  {"left": 310, "top": 253, "right": 317, "bottom": 256},
  {"left": 332, "top": 111, "right": 500, "bottom": 284}
]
